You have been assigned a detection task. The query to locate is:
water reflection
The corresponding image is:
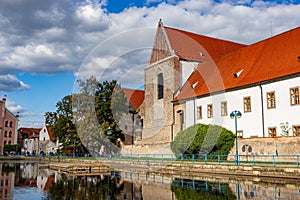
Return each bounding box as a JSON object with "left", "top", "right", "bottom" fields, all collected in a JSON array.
[{"left": 1, "top": 162, "right": 300, "bottom": 199}]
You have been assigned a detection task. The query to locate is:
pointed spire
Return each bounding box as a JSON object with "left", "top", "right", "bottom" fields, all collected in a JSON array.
[{"left": 158, "top": 19, "right": 163, "bottom": 27}]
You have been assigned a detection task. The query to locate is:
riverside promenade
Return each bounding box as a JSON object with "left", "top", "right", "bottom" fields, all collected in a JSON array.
[{"left": 10, "top": 154, "right": 300, "bottom": 180}]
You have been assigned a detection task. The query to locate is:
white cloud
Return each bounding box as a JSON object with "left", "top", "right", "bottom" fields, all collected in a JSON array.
[
  {"left": 0, "top": 74, "right": 30, "bottom": 91},
  {"left": 0, "top": 0, "right": 300, "bottom": 86}
]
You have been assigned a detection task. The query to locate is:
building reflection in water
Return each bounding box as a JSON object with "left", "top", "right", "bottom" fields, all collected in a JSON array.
[
  {"left": 0, "top": 163, "right": 15, "bottom": 199},
  {"left": 1, "top": 162, "right": 300, "bottom": 199}
]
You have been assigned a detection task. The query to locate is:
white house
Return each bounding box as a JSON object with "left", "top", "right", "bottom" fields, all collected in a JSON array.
[
  {"left": 133, "top": 20, "right": 300, "bottom": 150},
  {"left": 39, "top": 125, "right": 58, "bottom": 154},
  {"left": 174, "top": 25, "right": 300, "bottom": 138}
]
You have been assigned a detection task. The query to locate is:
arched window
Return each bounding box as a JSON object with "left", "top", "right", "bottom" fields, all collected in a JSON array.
[
  {"left": 4, "top": 131, "right": 7, "bottom": 137},
  {"left": 8, "top": 141, "right": 11, "bottom": 145},
  {"left": 9, "top": 121, "right": 13, "bottom": 127},
  {"left": 9, "top": 131, "right": 12, "bottom": 137},
  {"left": 157, "top": 73, "right": 164, "bottom": 99},
  {"left": 4, "top": 141, "right": 6, "bottom": 145},
  {"left": 5, "top": 121, "right": 8, "bottom": 127}
]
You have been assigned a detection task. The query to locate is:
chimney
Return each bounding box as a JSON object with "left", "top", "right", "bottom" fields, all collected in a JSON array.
[{"left": 2, "top": 94, "right": 7, "bottom": 102}]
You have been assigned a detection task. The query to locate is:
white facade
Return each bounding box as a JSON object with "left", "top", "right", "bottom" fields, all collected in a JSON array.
[
  {"left": 39, "top": 126, "right": 57, "bottom": 154},
  {"left": 24, "top": 137, "right": 39, "bottom": 155},
  {"left": 184, "top": 76, "right": 300, "bottom": 138}
]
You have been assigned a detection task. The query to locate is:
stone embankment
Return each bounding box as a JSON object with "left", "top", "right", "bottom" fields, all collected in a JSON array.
[
  {"left": 100, "top": 159, "right": 300, "bottom": 180},
  {"left": 9, "top": 156, "right": 300, "bottom": 179}
]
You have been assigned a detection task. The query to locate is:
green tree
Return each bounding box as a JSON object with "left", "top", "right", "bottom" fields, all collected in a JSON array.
[
  {"left": 47, "top": 95, "right": 85, "bottom": 155},
  {"left": 171, "top": 124, "right": 235, "bottom": 158},
  {"left": 3, "top": 144, "right": 21, "bottom": 155},
  {"left": 94, "top": 80, "right": 127, "bottom": 144},
  {"left": 73, "top": 76, "right": 103, "bottom": 154}
]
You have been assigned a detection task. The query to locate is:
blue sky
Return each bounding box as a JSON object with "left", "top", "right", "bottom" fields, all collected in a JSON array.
[{"left": 1, "top": 0, "right": 300, "bottom": 127}]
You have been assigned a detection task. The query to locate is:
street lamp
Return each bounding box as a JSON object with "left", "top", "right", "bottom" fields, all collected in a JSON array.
[
  {"left": 230, "top": 110, "right": 242, "bottom": 165},
  {"left": 107, "top": 127, "right": 112, "bottom": 159}
]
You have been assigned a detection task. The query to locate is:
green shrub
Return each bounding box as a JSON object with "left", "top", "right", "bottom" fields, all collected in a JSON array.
[{"left": 171, "top": 124, "right": 235, "bottom": 158}]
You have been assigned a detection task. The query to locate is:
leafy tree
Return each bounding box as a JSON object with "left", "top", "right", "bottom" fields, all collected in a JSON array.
[
  {"left": 47, "top": 95, "right": 85, "bottom": 154},
  {"left": 73, "top": 76, "right": 103, "bottom": 154},
  {"left": 94, "top": 80, "right": 127, "bottom": 144},
  {"left": 44, "top": 111, "right": 58, "bottom": 126},
  {"left": 171, "top": 124, "right": 235, "bottom": 158},
  {"left": 3, "top": 144, "right": 21, "bottom": 154}
]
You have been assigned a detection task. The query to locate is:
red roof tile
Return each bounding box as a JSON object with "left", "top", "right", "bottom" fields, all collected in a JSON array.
[
  {"left": 19, "top": 128, "right": 41, "bottom": 137},
  {"left": 175, "top": 26, "right": 300, "bottom": 101},
  {"left": 165, "top": 27, "right": 246, "bottom": 62},
  {"left": 122, "top": 88, "right": 145, "bottom": 109},
  {"left": 46, "top": 125, "right": 55, "bottom": 141}
]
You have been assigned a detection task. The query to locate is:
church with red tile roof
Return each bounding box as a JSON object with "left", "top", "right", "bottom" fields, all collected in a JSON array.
[{"left": 130, "top": 20, "right": 300, "bottom": 150}]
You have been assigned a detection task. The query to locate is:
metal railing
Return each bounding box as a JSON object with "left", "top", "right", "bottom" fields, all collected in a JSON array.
[
  {"left": 22, "top": 153, "right": 300, "bottom": 167},
  {"left": 89, "top": 153, "right": 300, "bottom": 167}
]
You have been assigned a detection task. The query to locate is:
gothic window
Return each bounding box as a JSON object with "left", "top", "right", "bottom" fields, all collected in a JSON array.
[
  {"left": 157, "top": 73, "right": 164, "bottom": 99},
  {"left": 5, "top": 121, "right": 8, "bottom": 127},
  {"left": 9, "top": 121, "right": 13, "bottom": 127},
  {"left": 8, "top": 131, "right": 12, "bottom": 137}
]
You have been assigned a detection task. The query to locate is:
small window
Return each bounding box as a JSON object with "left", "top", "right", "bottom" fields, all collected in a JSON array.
[
  {"left": 207, "top": 104, "right": 213, "bottom": 118},
  {"left": 197, "top": 106, "right": 202, "bottom": 119},
  {"left": 290, "top": 87, "right": 299, "bottom": 106},
  {"left": 267, "top": 91, "right": 276, "bottom": 109},
  {"left": 4, "top": 141, "right": 6, "bottom": 145},
  {"left": 8, "top": 131, "right": 12, "bottom": 137},
  {"left": 221, "top": 101, "right": 227, "bottom": 116},
  {"left": 8, "top": 141, "right": 11, "bottom": 145},
  {"left": 268, "top": 127, "right": 277, "bottom": 137},
  {"left": 157, "top": 73, "right": 164, "bottom": 99},
  {"left": 4, "top": 131, "right": 7, "bottom": 137},
  {"left": 5, "top": 121, "right": 8, "bottom": 127},
  {"left": 293, "top": 125, "right": 300, "bottom": 136},
  {"left": 244, "top": 96, "right": 251, "bottom": 112},
  {"left": 237, "top": 130, "right": 243, "bottom": 138},
  {"left": 9, "top": 121, "right": 13, "bottom": 127}
]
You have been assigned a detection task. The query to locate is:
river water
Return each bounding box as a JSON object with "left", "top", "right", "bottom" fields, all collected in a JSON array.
[{"left": 1, "top": 161, "right": 300, "bottom": 199}]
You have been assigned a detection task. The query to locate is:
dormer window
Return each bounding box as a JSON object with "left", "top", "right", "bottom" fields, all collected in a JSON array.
[{"left": 234, "top": 69, "right": 244, "bottom": 78}]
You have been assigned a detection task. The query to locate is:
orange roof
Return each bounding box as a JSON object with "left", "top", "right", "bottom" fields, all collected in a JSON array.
[
  {"left": 19, "top": 127, "right": 41, "bottom": 137},
  {"left": 175, "top": 26, "right": 300, "bottom": 101},
  {"left": 165, "top": 27, "right": 246, "bottom": 62},
  {"left": 46, "top": 125, "right": 55, "bottom": 141},
  {"left": 122, "top": 88, "right": 145, "bottom": 109}
]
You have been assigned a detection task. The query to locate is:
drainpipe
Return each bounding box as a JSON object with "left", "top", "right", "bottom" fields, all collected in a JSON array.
[
  {"left": 193, "top": 98, "right": 196, "bottom": 125},
  {"left": 171, "top": 93, "right": 175, "bottom": 142},
  {"left": 259, "top": 83, "right": 265, "bottom": 137}
]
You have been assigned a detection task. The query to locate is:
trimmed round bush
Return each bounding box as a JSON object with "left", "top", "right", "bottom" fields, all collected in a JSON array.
[{"left": 171, "top": 124, "right": 235, "bottom": 158}]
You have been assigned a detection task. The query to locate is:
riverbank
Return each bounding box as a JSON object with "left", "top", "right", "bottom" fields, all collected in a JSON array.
[{"left": 7, "top": 156, "right": 300, "bottom": 180}]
